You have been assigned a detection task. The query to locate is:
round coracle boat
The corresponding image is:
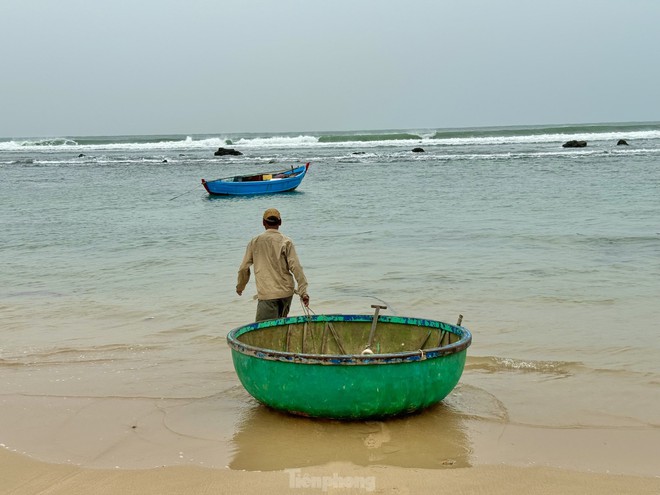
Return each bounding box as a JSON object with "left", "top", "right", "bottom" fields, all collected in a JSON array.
[{"left": 227, "top": 308, "right": 472, "bottom": 420}]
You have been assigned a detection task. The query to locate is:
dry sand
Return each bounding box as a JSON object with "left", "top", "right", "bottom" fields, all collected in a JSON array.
[{"left": 2, "top": 448, "right": 659, "bottom": 495}]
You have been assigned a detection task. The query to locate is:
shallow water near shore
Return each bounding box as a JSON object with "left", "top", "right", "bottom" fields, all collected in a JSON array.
[{"left": 1, "top": 123, "right": 659, "bottom": 475}]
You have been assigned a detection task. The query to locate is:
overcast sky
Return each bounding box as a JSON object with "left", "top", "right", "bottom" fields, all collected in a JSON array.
[{"left": 1, "top": 0, "right": 658, "bottom": 137}]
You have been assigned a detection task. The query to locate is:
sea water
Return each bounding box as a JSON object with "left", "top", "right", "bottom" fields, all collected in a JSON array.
[{"left": 1, "top": 123, "right": 659, "bottom": 472}]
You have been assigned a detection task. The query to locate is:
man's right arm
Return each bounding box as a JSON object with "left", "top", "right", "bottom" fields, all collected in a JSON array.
[{"left": 236, "top": 242, "right": 253, "bottom": 295}]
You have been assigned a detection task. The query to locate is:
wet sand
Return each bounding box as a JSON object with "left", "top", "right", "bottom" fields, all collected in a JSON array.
[
  {"left": 1, "top": 386, "right": 659, "bottom": 494},
  {"left": 2, "top": 448, "right": 659, "bottom": 495},
  {"left": 2, "top": 310, "right": 659, "bottom": 493}
]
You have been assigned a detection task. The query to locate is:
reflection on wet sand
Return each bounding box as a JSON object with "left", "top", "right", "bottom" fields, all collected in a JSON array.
[{"left": 229, "top": 399, "right": 472, "bottom": 471}]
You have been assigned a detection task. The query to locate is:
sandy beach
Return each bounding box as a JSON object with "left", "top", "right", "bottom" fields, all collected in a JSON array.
[
  {"left": 1, "top": 383, "right": 659, "bottom": 494},
  {"left": 2, "top": 447, "right": 659, "bottom": 495}
]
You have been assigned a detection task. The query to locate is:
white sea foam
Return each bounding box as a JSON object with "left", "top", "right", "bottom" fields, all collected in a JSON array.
[
  {"left": 431, "top": 130, "right": 660, "bottom": 147},
  {"left": 0, "top": 136, "right": 228, "bottom": 152},
  {"left": 233, "top": 135, "right": 320, "bottom": 148},
  {"left": 2, "top": 128, "right": 660, "bottom": 152}
]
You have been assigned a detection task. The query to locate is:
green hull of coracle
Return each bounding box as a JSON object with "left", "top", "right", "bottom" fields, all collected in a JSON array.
[{"left": 227, "top": 314, "right": 471, "bottom": 420}]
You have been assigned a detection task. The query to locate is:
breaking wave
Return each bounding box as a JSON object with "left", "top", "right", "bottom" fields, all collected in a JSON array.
[
  {"left": 466, "top": 356, "right": 582, "bottom": 376},
  {"left": 1, "top": 121, "right": 659, "bottom": 153}
]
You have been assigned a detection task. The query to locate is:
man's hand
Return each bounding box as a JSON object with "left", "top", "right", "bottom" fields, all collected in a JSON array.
[{"left": 302, "top": 294, "right": 310, "bottom": 307}]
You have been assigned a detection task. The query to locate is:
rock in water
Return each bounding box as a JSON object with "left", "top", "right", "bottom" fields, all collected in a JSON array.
[
  {"left": 214, "top": 147, "right": 243, "bottom": 156},
  {"left": 562, "top": 140, "right": 587, "bottom": 148}
]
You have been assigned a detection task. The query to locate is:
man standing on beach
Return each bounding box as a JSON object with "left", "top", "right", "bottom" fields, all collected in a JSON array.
[{"left": 236, "top": 208, "right": 310, "bottom": 321}]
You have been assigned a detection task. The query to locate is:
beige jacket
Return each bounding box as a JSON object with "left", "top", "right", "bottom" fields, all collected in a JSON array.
[{"left": 236, "top": 229, "right": 309, "bottom": 301}]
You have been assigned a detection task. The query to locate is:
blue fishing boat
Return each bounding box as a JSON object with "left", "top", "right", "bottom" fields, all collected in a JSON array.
[{"left": 202, "top": 163, "right": 310, "bottom": 196}]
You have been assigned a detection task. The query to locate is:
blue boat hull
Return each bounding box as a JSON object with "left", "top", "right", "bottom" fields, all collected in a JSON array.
[{"left": 202, "top": 163, "right": 309, "bottom": 196}]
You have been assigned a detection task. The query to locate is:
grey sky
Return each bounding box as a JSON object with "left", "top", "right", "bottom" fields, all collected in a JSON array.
[{"left": 2, "top": 0, "right": 658, "bottom": 137}]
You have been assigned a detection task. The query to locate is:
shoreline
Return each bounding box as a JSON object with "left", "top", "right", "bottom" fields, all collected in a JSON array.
[
  {"left": 1, "top": 388, "right": 659, "bottom": 494},
  {"left": 2, "top": 389, "right": 659, "bottom": 476},
  {"left": 2, "top": 448, "right": 659, "bottom": 495}
]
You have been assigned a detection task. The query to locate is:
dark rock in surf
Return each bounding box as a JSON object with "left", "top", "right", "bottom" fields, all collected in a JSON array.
[
  {"left": 617, "top": 139, "right": 629, "bottom": 146},
  {"left": 78, "top": 153, "right": 85, "bottom": 157},
  {"left": 412, "top": 147, "right": 425, "bottom": 153},
  {"left": 214, "top": 147, "right": 243, "bottom": 156},
  {"left": 562, "top": 140, "right": 587, "bottom": 148}
]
